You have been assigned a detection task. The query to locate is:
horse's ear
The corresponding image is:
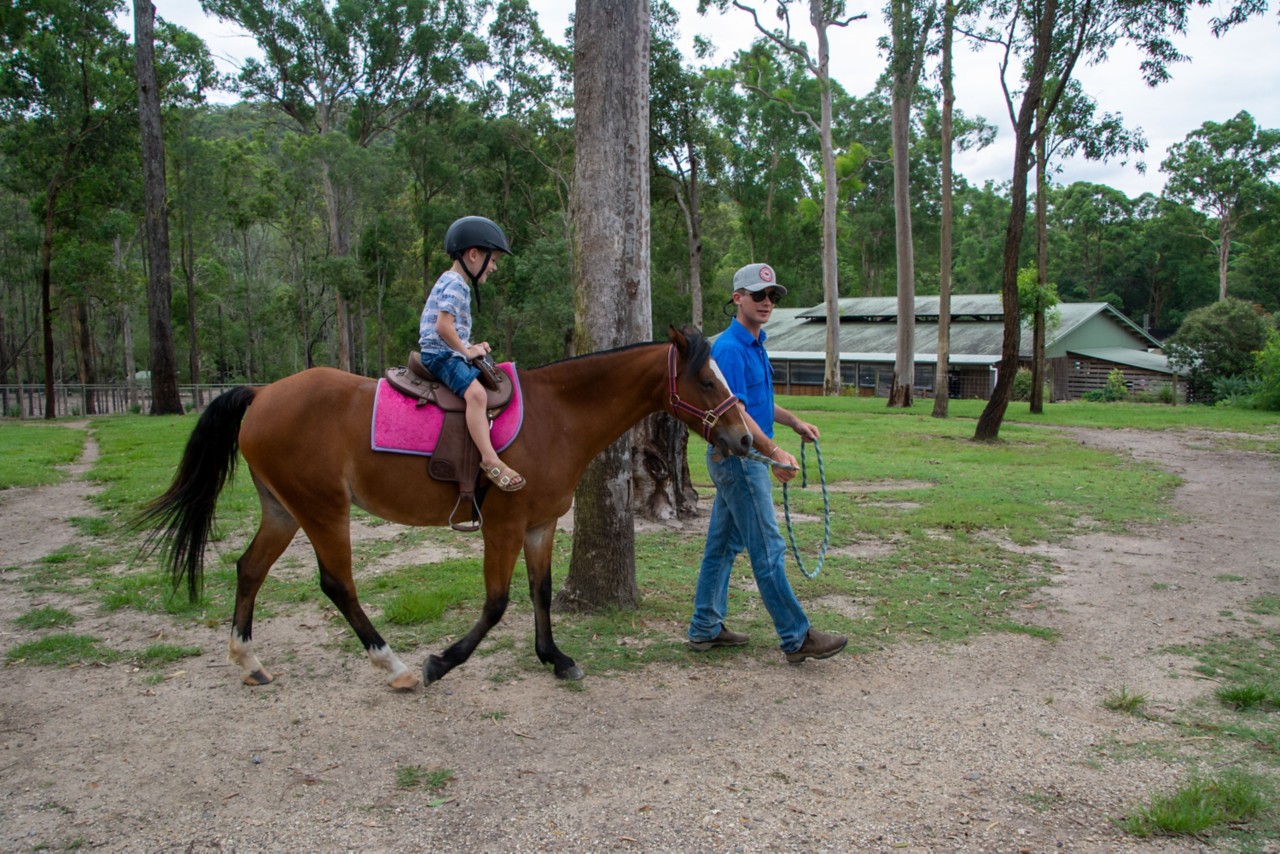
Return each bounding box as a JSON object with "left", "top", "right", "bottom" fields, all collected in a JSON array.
[{"left": 668, "top": 324, "right": 688, "bottom": 352}]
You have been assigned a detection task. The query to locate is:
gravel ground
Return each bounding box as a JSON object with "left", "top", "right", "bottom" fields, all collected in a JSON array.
[{"left": 1, "top": 423, "right": 1277, "bottom": 853}]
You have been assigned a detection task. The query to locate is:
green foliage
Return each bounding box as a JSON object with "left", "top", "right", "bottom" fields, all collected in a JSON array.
[
  {"left": 1211, "top": 374, "right": 1258, "bottom": 408},
  {"left": 1167, "top": 297, "right": 1274, "bottom": 403},
  {"left": 1254, "top": 331, "right": 1280, "bottom": 411},
  {"left": 1104, "top": 368, "right": 1129, "bottom": 401},
  {"left": 1010, "top": 368, "right": 1034, "bottom": 401}
]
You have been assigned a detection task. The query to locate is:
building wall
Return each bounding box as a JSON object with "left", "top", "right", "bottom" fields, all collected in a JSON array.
[
  {"left": 773, "top": 360, "right": 992, "bottom": 400},
  {"left": 1051, "top": 355, "right": 1179, "bottom": 399}
]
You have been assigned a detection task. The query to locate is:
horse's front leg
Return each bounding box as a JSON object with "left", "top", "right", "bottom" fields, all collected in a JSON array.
[
  {"left": 423, "top": 521, "right": 520, "bottom": 685},
  {"left": 524, "top": 521, "right": 583, "bottom": 680}
]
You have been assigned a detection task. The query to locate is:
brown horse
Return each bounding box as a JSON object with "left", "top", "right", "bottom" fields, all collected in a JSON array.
[{"left": 139, "top": 326, "right": 753, "bottom": 690}]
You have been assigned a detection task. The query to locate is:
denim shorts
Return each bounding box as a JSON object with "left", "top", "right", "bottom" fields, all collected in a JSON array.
[{"left": 422, "top": 351, "right": 480, "bottom": 397}]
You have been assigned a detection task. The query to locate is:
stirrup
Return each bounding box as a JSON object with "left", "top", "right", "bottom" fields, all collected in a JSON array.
[{"left": 448, "top": 493, "right": 482, "bottom": 533}]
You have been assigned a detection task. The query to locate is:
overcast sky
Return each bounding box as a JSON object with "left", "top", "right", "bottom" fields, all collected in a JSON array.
[{"left": 155, "top": 0, "right": 1280, "bottom": 199}]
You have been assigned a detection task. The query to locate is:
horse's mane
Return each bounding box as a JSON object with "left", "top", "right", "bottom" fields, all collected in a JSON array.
[{"left": 533, "top": 326, "right": 711, "bottom": 376}]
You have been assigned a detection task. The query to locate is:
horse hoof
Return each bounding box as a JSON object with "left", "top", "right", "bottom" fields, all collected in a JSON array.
[
  {"left": 388, "top": 670, "right": 421, "bottom": 691},
  {"left": 556, "top": 664, "right": 585, "bottom": 681},
  {"left": 243, "top": 669, "right": 274, "bottom": 686},
  {"left": 423, "top": 654, "right": 449, "bottom": 684}
]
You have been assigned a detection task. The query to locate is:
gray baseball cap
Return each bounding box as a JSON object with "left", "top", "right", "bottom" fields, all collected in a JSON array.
[{"left": 732, "top": 263, "right": 787, "bottom": 295}]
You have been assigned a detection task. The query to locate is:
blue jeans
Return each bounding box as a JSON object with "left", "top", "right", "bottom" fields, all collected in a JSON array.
[
  {"left": 422, "top": 350, "right": 480, "bottom": 397},
  {"left": 688, "top": 448, "right": 810, "bottom": 653}
]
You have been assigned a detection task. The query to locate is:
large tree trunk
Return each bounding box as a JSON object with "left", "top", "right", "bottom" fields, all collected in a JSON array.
[
  {"left": 322, "top": 162, "right": 355, "bottom": 373},
  {"left": 558, "top": 0, "right": 652, "bottom": 612},
  {"left": 932, "top": 1, "right": 956, "bottom": 420},
  {"left": 178, "top": 195, "right": 201, "bottom": 409},
  {"left": 975, "top": 0, "right": 1056, "bottom": 442},
  {"left": 1031, "top": 120, "right": 1047, "bottom": 414},
  {"left": 1217, "top": 218, "right": 1230, "bottom": 301},
  {"left": 135, "top": 0, "right": 184, "bottom": 415},
  {"left": 72, "top": 296, "right": 97, "bottom": 415},
  {"left": 815, "top": 1, "right": 841, "bottom": 396},
  {"left": 887, "top": 86, "right": 915, "bottom": 407},
  {"left": 41, "top": 184, "right": 57, "bottom": 420}
]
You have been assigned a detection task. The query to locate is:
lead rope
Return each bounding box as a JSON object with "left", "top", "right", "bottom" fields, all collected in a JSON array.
[{"left": 777, "top": 441, "right": 831, "bottom": 579}]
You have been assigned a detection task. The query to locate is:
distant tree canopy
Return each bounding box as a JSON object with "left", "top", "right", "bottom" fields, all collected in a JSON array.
[{"left": 0, "top": 2, "right": 1277, "bottom": 394}]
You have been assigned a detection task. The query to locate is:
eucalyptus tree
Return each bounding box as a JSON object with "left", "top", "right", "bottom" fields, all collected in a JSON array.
[
  {"left": 701, "top": 47, "right": 814, "bottom": 279},
  {"left": 972, "top": 0, "right": 1221, "bottom": 441},
  {"left": 1115, "top": 193, "right": 1215, "bottom": 330},
  {"left": 558, "top": 0, "right": 652, "bottom": 611},
  {"left": 0, "top": 0, "right": 135, "bottom": 417},
  {"left": 650, "top": 1, "right": 712, "bottom": 330},
  {"left": 931, "top": 0, "right": 959, "bottom": 418},
  {"left": 701, "top": 0, "right": 867, "bottom": 395},
  {"left": 201, "top": 0, "right": 485, "bottom": 373},
  {"left": 135, "top": 0, "right": 182, "bottom": 413},
  {"left": 884, "top": 0, "right": 937, "bottom": 407},
  {"left": 1160, "top": 110, "right": 1280, "bottom": 302}
]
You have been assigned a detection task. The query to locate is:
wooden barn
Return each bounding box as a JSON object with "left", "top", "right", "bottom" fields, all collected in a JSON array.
[{"left": 737, "top": 295, "right": 1182, "bottom": 401}]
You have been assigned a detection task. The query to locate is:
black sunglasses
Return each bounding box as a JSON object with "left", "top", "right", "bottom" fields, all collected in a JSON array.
[{"left": 747, "top": 289, "right": 784, "bottom": 304}]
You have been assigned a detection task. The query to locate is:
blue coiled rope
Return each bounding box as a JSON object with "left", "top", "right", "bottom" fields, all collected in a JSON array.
[{"left": 747, "top": 440, "right": 830, "bottom": 579}]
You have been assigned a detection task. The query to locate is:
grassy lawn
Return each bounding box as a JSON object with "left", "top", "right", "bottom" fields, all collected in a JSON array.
[{"left": 3, "top": 399, "right": 1278, "bottom": 845}]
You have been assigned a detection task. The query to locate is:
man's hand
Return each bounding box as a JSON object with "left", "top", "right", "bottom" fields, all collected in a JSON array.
[{"left": 771, "top": 447, "right": 799, "bottom": 483}]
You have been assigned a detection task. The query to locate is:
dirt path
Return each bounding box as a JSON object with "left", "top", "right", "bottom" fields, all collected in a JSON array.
[{"left": 1, "top": 425, "right": 1277, "bottom": 853}]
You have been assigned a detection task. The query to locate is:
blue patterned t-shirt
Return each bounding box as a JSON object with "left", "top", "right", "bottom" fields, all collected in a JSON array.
[{"left": 418, "top": 270, "right": 472, "bottom": 358}]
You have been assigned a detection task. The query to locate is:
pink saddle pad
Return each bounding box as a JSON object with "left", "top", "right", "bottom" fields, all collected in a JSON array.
[{"left": 371, "top": 362, "right": 523, "bottom": 456}]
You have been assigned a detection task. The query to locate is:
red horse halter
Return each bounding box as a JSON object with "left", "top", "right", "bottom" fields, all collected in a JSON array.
[{"left": 667, "top": 344, "right": 738, "bottom": 442}]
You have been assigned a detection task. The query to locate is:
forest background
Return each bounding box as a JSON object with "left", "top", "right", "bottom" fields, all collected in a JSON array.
[{"left": 2, "top": 0, "right": 1278, "bottom": 396}]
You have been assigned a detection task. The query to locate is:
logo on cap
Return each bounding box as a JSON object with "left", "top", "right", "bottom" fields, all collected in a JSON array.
[{"left": 759, "top": 265, "right": 774, "bottom": 282}]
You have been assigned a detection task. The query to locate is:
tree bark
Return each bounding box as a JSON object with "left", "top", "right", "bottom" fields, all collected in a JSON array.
[
  {"left": 887, "top": 86, "right": 915, "bottom": 407},
  {"left": 932, "top": 1, "right": 956, "bottom": 420},
  {"left": 975, "top": 0, "right": 1056, "bottom": 442},
  {"left": 1031, "top": 118, "right": 1047, "bottom": 414},
  {"left": 814, "top": 0, "right": 842, "bottom": 396},
  {"left": 558, "top": 0, "right": 652, "bottom": 612},
  {"left": 40, "top": 184, "right": 57, "bottom": 420},
  {"left": 135, "top": 0, "right": 184, "bottom": 415}
]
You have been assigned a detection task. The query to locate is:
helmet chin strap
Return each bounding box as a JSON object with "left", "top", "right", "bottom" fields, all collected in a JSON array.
[{"left": 459, "top": 249, "right": 494, "bottom": 307}]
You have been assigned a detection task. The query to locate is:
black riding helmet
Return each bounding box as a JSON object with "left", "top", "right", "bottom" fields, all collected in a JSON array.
[{"left": 445, "top": 216, "right": 512, "bottom": 294}]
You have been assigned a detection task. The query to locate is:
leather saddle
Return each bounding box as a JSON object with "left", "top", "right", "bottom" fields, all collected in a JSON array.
[{"left": 384, "top": 353, "right": 515, "bottom": 532}]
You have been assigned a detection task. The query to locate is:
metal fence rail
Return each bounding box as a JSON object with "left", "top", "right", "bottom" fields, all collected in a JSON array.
[{"left": 1, "top": 383, "right": 243, "bottom": 419}]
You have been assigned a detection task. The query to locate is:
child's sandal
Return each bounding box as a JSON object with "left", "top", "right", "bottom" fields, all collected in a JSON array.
[{"left": 482, "top": 462, "right": 526, "bottom": 492}]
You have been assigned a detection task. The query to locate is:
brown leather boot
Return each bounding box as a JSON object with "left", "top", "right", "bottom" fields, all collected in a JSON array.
[
  {"left": 784, "top": 628, "right": 847, "bottom": 663},
  {"left": 687, "top": 626, "right": 749, "bottom": 651}
]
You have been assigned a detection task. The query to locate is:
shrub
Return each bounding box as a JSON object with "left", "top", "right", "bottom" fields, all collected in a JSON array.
[
  {"left": 1254, "top": 330, "right": 1280, "bottom": 411},
  {"left": 1011, "top": 368, "right": 1034, "bottom": 401},
  {"left": 1167, "top": 298, "right": 1273, "bottom": 404},
  {"left": 1211, "top": 374, "right": 1257, "bottom": 408},
  {"left": 1104, "top": 368, "right": 1129, "bottom": 401}
]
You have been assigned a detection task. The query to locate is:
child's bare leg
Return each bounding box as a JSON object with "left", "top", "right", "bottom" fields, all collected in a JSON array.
[{"left": 465, "top": 380, "right": 524, "bottom": 490}]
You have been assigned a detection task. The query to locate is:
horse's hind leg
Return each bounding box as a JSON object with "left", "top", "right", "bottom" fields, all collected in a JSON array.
[
  {"left": 231, "top": 483, "right": 299, "bottom": 686},
  {"left": 307, "top": 524, "right": 419, "bottom": 690}
]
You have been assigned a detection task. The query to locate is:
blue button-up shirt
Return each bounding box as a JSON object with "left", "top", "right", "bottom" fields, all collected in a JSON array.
[{"left": 711, "top": 318, "right": 775, "bottom": 438}]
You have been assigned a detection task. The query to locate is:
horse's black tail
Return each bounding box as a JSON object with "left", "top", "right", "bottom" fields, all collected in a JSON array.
[{"left": 134, "top": 386, "right": 257, "bottom": 602}]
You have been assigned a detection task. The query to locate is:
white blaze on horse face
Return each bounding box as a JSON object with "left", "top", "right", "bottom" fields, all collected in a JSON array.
[{"left": 709, "top": 358, "right": 729, "bottom": 391}]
